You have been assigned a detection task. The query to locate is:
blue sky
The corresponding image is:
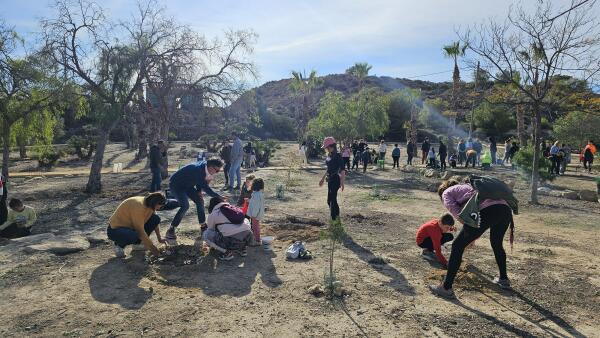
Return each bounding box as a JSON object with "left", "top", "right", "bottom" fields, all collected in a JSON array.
[{"left": 1, "top": 0, "right": 593, "bottom": 86}]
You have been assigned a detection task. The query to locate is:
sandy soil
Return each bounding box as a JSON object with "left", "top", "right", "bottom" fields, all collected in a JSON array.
[{"left": 0, "top": 143, "right": 598, "bottom": 337}]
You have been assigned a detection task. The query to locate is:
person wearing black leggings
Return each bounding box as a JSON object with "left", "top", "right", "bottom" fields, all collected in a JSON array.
[
  {"left": 319, "top": 137, "right": 346, "bottom": 221},
  {"left": 429, "top": 180, "right": 514, "bottom": 299},
  {"left": 443, "top": 204, "right": 512, "bottom": 290}
]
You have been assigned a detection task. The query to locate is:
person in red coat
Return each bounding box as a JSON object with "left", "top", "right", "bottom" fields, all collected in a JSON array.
[{"left": 416, "top": 213, "right": 456, "bottom": 267}]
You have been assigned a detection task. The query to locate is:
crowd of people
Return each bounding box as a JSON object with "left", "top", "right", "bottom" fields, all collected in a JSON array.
[{"left": 2, "top": 132, "right": 596, "bottom": 302}]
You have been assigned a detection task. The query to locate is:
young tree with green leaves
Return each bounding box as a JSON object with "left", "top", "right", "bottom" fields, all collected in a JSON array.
[{"left": 289, "top": 69, "right": 323, "bottom": 139}]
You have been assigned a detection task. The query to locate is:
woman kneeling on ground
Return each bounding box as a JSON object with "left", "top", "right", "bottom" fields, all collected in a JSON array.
[
  {"left": 107, "top": 192, "right": 167, "bottom": 259},
  {"left": 429, "top": 179, "right": 513, "bottom": 299},
  {"left": 203, "top": 196, "right": 253, "bottom": 261}
]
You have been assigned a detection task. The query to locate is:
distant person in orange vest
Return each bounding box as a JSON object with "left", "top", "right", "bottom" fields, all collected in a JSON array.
[{"left": 582, "top": 140, "right": 596, "bottom": 173}]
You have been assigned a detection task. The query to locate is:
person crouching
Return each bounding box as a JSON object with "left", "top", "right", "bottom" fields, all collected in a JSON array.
[
  {"left": 107, "top": 192, "right": 166, "bottom": 259},
  {"left": 203, "top": 197, "right": 253, "bottom": 261},
  {"left": 416, "top": 213, "right": 455, "bottom": 268}
]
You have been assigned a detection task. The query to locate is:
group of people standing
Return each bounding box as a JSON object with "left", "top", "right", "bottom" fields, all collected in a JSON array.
[{"left": 543, "top": 139, "right": 596, "bottom": 175}]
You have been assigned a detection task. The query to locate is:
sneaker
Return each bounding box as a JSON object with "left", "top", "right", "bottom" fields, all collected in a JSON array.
[
  {"left": 218, "top": 251, "right": 235, "bottom": 261},
  {"left": 165, "top": 227, "right": 177, "bottom": 244},
  {"left": 421, "top": 249, "right": 436, "bottom": 262},
  {"left": 114, "top": 244, "right": 125, "bottom": 258},
  {"left": 493, "top": 277, "right": 511, "bottom": 289},
  {"left": 428, "top": 284, "right": 456, "bottom": 300}
]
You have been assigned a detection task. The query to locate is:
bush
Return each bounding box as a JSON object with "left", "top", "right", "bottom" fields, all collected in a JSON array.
[
  {"left": 34, "top": 146, "right": 62, "bottom": 169},
  {"left": 512, "top": 146, "right": 554, "bottom": 181},
  {"left": 66, "top": 125, "right": 97, "bottom": 160},
  {"left": 253, "top": 139, "right": 280, "bottom": 166}
]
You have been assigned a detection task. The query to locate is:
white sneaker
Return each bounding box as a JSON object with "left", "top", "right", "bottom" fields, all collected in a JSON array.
[{"left": 114, "top": 245, "right": 125, "bottom": 258}]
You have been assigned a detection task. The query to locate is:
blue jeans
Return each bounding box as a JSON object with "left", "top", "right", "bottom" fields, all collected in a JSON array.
[
  {"left": 150, "top": 167, "right": 162, "bottom": 192},
  {"left": 491, "top": 151, "right": 497, "bottom": 165},
  {"left": 229, "top": 158, "right": 242, "bottom": 188},
  {"left": 169, "top": 185, "right": 206, "bottom": 228},
  {"left": 107, "top": 214, "right": 160, "bottom": 248}
]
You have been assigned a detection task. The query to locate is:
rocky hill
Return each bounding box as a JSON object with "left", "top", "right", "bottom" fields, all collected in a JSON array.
[{"left": 225, "top": 74, "right": 454, "bottom": 140}]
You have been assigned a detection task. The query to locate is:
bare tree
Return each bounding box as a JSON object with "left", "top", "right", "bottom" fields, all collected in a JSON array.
[
  {"left": 145, "top": 28, "right": 257, "bottom": 145},
  {"left": 41, "top": 0, "right": 178, "bottom": 193},
  {"left": 460, "top": 0, "right": 600, "bottom": 203}
]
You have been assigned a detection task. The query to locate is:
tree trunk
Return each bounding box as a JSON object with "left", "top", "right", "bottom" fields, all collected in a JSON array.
[
  {"left": 135, "top": 105, "right": 148, "bottom": 160},
  {"left": 2, "top": 123, "right": 10, "bottom": 178},
  {"left": 18, "top": 142, "right": 27, "bottom": 159},
  {"left": 410, "top": 108, "right": 418, "bottom": 146},
  {"left": 85, "top": 129, "right": 110, "bottom": 194},
  {"left": 517, "top": 106, "right": 527, "bottom": 146},
  {"left": 530, "top": 105, "right": 542, "bottom": 204}
]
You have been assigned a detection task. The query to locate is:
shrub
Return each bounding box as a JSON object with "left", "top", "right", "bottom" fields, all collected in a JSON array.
[
  {"left": 512, "top": 146, "right": 554, "bottom": 181},
  {"left": 34, "top": 146, "right": 62, "bottom": 169},
  {"left": 320, "top": 218, "right": 347, "bottom": 298},
  {"left": 253, "top": 139, "right": 280, "bottom": 166}
]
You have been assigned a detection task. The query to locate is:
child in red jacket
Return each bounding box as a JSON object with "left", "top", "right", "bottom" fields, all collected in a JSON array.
[{"left": 416, "top": 214, "right": 455, "bottom": 267}]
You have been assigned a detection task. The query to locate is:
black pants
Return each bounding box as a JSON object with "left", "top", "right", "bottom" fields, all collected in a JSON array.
[
  {"left": 443, "top": 204, "right": 512, "bottom": 290},
  {"left": 418, "top": 233, "right": 454, "bottom": 251},
  {"left": 107, "top": 214, "right": 160, "bottom": 248},
  {"left": 0, "top": 223, "right": 31, "bottom": 239},
  {"left": 407, "top": 154, "right": 413, "bottom": 165},
  {"left": 392, "top": 156, "right": 400, "bottom": 168},
  {"left": 327, "top": 175, "right": 341, "bottom": 220},
  {"left": 440, "top": 154, "right": 447, "bottom": 171},
  {"left": 429, "top": 158, "right": 436, "bottom": 167},
  {"left": 465, "top": 155, "right": 476, "bottom": 168},
  {"left": 352, "top": 160, "right": 359, "bottom": 170},
  {"left": 343, "top": 157, "right": 350, "bottom": 170},
  {"left": 223, "top": 162, "right": 231, "bottom": 186},
  {"left": 362, "top": 163, "right": 368, "bottom": 173},
  {"left": 584, "top": 158, "right": 593, "bottom": 172},
  {"left": 550, "top": 155, "right": 559, "bottom": 174}
]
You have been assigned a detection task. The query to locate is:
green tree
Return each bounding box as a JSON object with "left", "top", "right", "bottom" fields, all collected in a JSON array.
[
  {"left": 554, "top": 111, "right": 600, "bottom": 147},
  {"left": 307, "top": 88, "right": 389, "bottom": 143},
  {"left": 289, "top": 69, "right": 323, "bottom": 138},
  {"left": 320, "top": 218, "right": 346, "bottom": 298},
  {"left": 470, "top": 101, "right": 516, "bottom": 136},
  {"left": 346, "top": 62, "right": 372, "bottom": 89}
]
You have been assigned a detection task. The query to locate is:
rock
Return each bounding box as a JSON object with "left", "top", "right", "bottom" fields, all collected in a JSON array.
[
  {"left": 440, "top": 170, "right": 454, "bottom": 180},
  {"left": 578, "top": 190, "right": 599, "bottom": 202},
  {"left": 23, "top": 234, "right": 90, "bottom": 255},
  {"left": 505, "top": 179, "right": 516, "bottom": 190},
  {"left": 9, "top": 233, "right": 56, "bottom": 246},
  {"left": 424, "top": 169, "right": 439, "bottom": 178},
  {"left": 537, "top": 187, "right": 551, "bottom": 196},
  {"left": 84, "top": 228, "right": 108, "bottom": 244},
  {"left": 548, "top": 190, "right": 563, "bottom": 198},
  {"left": 401, "top": 165, "right": 418, "bottom": 173},
  {"left": 561, "top": 190, "right": 579, "bottom": 200}
]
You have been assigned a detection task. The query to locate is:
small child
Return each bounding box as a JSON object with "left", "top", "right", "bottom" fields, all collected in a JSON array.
[
  {"left": 0, "top": 198, "right": 37, "bottom": 239},
  {"left": 237, "top": 174, "right": 255, "bottom": 209},
  {"left": 392, "top": 144, "right": 401, "bottom": 169},
  {"left": 449, "top": 154, "right": 457, "bottom": 168},
  {"left": 415, "top": 213, "right": 455, "bottom": 267},
  {"left": 246, "top": 178, "right": 265, "bottom": 244},
  {"left": 428, "top": 147, "right": 436, "bottom": 167}
]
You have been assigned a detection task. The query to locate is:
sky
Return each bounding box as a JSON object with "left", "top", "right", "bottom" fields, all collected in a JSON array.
[{"left": 0, "top": 0, "right": 594, "bottom": 86}]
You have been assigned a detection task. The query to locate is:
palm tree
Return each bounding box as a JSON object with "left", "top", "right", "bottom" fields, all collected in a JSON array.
[
  {"left": 346, "top": 62, "right": 372, "bottom": 89},
  {"left": 289, "top": 69, "right": 323, "bottom": 138},
  {"left": 442, "top": 41, "right": 468, "bottom": 105}
]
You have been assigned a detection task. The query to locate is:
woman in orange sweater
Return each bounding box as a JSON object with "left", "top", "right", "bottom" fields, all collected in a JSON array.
[{"left": 107, "top": 192, "right": 166, "bottom": 258}]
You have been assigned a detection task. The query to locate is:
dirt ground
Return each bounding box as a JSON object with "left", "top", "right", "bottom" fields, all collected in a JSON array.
[{"left": 0, "top": 143, "right": 599, "bottom": 337}]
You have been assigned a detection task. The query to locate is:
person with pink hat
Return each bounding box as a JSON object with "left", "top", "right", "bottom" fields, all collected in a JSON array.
[{"left": 318, "top": 137, "right": 346, "bottom": 220}]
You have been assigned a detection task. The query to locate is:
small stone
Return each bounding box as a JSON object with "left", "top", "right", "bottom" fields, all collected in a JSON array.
[{"left": 578, "top": 189, "right": 598, "bottom": 202}]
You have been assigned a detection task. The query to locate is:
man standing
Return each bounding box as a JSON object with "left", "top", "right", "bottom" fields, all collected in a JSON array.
[
  {"left": 219, "top": 140, "right": 232, "bottom": 190},
  {"left": 473, "top": 139, "right": 483, "bottom": 166},
  {"left": 421, "top": 138, "right": 431, "bottom": 165},
  {"left": 149, "top": 140, "right": 166, "bottom": 192},
  {"left": 489, "top": 136, "right": 497, "bottom": 165},
  {"left": 229, "top": 132, "right": 243, "bottom": 190},
  {"left": 164, "top": 159, "right": 224, "bottom": 242}
]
